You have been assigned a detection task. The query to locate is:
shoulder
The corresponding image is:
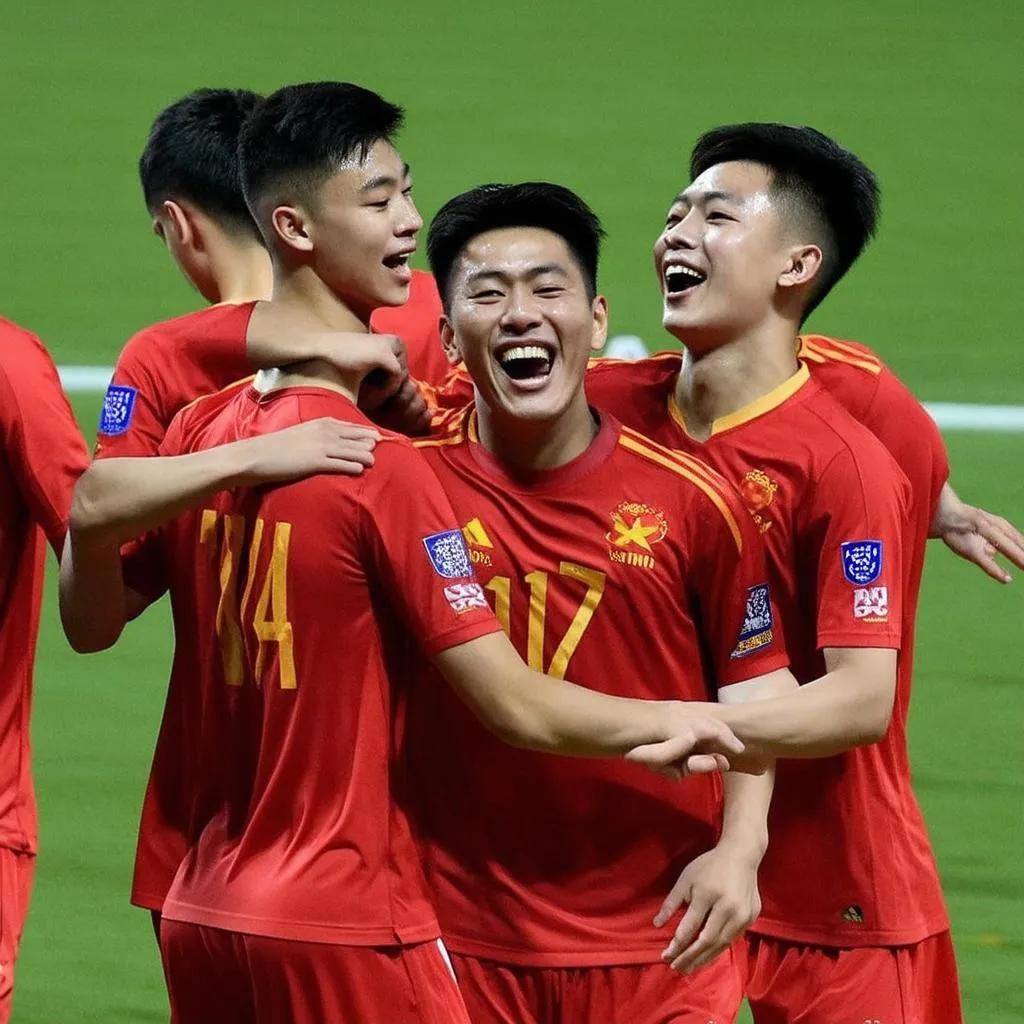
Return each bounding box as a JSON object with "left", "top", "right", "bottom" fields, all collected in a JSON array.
[
  {"left": 0, "top": 316, "right": 63, "bottom": 385},
  {"left": 115, "top": 303, "right": 255, "bottom": 369},
  {"left": 588, "top": 351, "right": 681, "bottom": 386},
  {"left": 799, "top": 334, "right": 885, "bottom": 376},
  {"left": 165, "top": 379, "right": 253, "bottom": 454},
  {"left": 615, "top": 425, "right": 748, "bottom": 554}
]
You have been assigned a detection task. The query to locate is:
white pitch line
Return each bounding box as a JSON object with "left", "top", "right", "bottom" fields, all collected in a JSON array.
[{"left": 57, "top": 365, "right": 1024, "bottom": 433}]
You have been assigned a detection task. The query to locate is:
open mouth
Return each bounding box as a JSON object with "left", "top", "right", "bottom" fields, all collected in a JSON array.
[
  {"left": 382, "top": 252, "right": 412, "bottom": 271},
  {"left": 495, "top": 343, "right": 555, "bottom": 382},
  {"left": 664, "top": 265, "right": 706, "bottom": 295}
]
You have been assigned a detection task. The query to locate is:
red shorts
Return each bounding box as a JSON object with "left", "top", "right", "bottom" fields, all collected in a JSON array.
[
  {"left": 451, "top": 946, "right": 744, "bottom": 1024},
  {"left": 744, "top": 931, "right": 963, "bottom": 1024},
  {"left": 0, "top": 849, "right": 35, "bottom": 1024},
  {"left": 161, "top": 920, "right": 469, "bottom": 1024}
]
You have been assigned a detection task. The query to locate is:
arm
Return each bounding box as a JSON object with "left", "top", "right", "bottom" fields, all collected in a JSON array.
[
  {"left": 433, "top": 631, "right": 745, "bottom": 774},
  {"left": 930, "top": 480, "right": 1024, "bottom": 583},
  {"left": 712, "top": 651, "right": 896, "bottom": 759},
  {"left": 654, "top": 669, "right": 791, "bottom": 974},
  {"left": 61, "top": 417, "right": 379, "bottom": 653}
]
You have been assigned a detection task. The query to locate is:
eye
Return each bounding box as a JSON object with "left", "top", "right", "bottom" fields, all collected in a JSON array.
[
  {"left": 706, "top": 210, "right": 734, "bottom": 222},
  {"left": 471, "top": 289, "right": 503, "bottom": 300},
  {"left": 664, "top": 214, "right": 680, "bottom": 229},
  {"left": 536, "top": 286, "right": 564, "bottom": 296},
  {"left": 402, "top": 185, "right": 414, "bottom": 197}
]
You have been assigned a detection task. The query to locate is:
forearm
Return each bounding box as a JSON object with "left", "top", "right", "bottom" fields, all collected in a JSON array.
[
  {"left": 717, "top": 667, "right": 894, "bottom": 758},
  {"left": 72, "top": 446, "right": 252, "bottom": 546},
  {"left": 718, "top": 767, "right": 773, "bottom": 865},
  {"left": 59, "top": 534, "right": 135, "bottom": 652},
  {"left": 436, "top": 635, "right": 676, "bottom": 756}
]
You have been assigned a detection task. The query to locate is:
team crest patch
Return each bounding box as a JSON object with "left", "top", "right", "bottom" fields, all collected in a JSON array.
[
  {"left": 98, "top": 384, "right": 138, "bottom": 436},
  {"left": 732, "top": 583, "right": 775, "bottom": 659},
  {"left": 423, "top": 530, "right": 474, "bottom": 579},
  {"left": 841, "top": 540, "right": 883, "bottom": 585},
  {"left": 444, "top": 582, "right": 489, "bottom": 614},
  {"left": 606, "top": 501, "right": 668, "bottom": 570},
  {"left": 739, "top": 469, "right": 778, "bottom": 534}
]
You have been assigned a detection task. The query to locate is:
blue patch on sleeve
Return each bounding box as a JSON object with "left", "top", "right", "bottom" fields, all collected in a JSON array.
[
  {"left": 731, "top": 582, "right": 775, "bottom": 658},
  {"left": 841, "top": 540, "right": 883, "bottom": 585},
  {"left": 98, "top": 384, "right": 138, "bottom": 437},
  {"left": 422, "top": 530, "right": 474, "bottom": 579}
]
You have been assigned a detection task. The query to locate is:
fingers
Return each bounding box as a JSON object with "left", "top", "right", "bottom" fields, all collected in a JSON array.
[
  {"left": 667, "top": 901, "right": 740, "bottom": 976},
  {"left": 687, "top": 718, "right": 745, "bottom": 757},
  {"left": 653, "top": 874, "right": 690, "bottom": 929},
  {"left": 661, "top": 897, "right": 708, "bottom": 965},
  {"left": 979, "top": 511, "right": 1024, "bottom": 571},
  {"left": 682, "top": 753, "right": 731, "bottom": 776}
]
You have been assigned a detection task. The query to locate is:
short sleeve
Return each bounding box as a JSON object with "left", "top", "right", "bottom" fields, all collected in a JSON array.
[
  {"left": 862, "top": 367, "right": 949, "bottom": 528},
  {"left": 359, "top": 439, "right": 500, "bottom": 655},
  {"left": 806, "top": 444, "right": 909, "bottom": 650},
  {"left": 690, "top": 489, "right": 789, "bottom": 688},
  {"left": 94, "top": 330, "right": 170, "bottom": 459},
  {"left": 0, "top": 333, "right": 90, "bottom": 554}
]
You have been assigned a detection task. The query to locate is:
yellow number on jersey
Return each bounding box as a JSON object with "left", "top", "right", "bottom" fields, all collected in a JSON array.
[
  {"left": 484, "top": 562, "right": 606, "bottom": 679},
  {"left": 200, "top": 510, "right": 297, "bottom": 689}
]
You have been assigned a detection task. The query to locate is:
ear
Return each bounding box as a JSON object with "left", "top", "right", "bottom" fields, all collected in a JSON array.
[
  {"left": 271, "top": 204, "right": 314, "bottom": 254},
  {"left": 778, "top": 243, "right": 824, "bottom": 292},
  {"left": 439, "top": 316, "right": 462, "bottom": 366},
  {"left": 590, "top": 295, "right": 609, "bottom": 352},
  {"left": 160, "top": 200, "right": 195, "bottom": 248}
]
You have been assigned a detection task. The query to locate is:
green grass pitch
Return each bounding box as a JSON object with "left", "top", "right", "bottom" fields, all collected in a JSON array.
[{"left": 2, "top": 0, "right": 1022, "bottom": 1020}]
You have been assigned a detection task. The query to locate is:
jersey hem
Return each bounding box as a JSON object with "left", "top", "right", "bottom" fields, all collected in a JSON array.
[
  {"left": 442, "top": 934, "right": 668, "bottom": 968},
  {"left": 748, "top": 914, "right": 951, "bottom": 948},
  {"left": 161, "top": 900, "right": 441, "bottom": 946},
  {"left": 816, "top": 631, "right": 901, "bottom": 649}
]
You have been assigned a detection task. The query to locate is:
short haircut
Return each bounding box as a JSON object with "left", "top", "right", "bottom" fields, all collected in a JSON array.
[
  {"left": 427, "top": 183, "right": 605, "bottom": 308},
  {"left": 690, "top": 123, "right": 880, "bottom": 318},
  {"left": 139, "top": 88, "right": 263, "bottom": 242},
  {"left": 238, "top": 81, "right": 404, "bottom": 241}
]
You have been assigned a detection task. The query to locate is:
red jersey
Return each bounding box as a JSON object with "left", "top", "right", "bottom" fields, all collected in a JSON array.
[
  {"left": 104, "top": 289, "right": 451, "bottom": 911},
  {"left": 0, "top": 318, "right": 90, "bottom": 853},
  {"left": 372, "top": 270, "right": 450, "bottom": 385},
  {"left": 408, "top": 407, "right": 787, "bottom": 966},
  {"left": 123, "top": 382, "right": 499, "bottom": 945},
  {"left": 586, "top": 354, "right": 950, "bottom": 946}
]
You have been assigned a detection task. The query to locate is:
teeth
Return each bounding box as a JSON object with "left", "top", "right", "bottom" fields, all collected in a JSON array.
[
  {"left": 666, "top": 265, "right": 703, "bottom": 281},
  {"left": 499, "top": 345, "right": 550, "bottom": 364}
]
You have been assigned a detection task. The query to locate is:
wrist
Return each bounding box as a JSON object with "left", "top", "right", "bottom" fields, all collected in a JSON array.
[{"left": 715, "top": 828, "right": 769, "bottom": 868}]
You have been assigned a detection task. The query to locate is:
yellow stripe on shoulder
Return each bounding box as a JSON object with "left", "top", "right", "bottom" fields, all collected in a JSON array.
[
  {"left": 616, "top": 430, "right": 744, "bottom": 553},
  {"left": 412, "top": 432, "right": 464, "bottom": 449},
  {"left": 799, "top": 335, "right": 882, "bottom": 375}
]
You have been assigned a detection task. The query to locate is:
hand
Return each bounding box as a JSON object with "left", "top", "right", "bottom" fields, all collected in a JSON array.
[
  {"left": 357, "top": 334, "right": 410, "bottom": 410},
  {"left": 234, "top": 418, "right": 380, "bottom": 485},
  {"left": 931, "top": 482, "right": 1024, "bottom": 583},
  {"left": 654, "top": 842, "right": 762, "bottom": 976},
  {"left": 625, "top": 713, "right": 744, "bottom": 781},
  {"left": 364, "top": 374, "right": 434, "bottom": 437}
]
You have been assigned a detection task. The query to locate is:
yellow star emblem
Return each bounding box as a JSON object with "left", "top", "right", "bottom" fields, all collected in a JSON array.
[{"left": 611, "top": 513, "right": 660, "bottom": 551}]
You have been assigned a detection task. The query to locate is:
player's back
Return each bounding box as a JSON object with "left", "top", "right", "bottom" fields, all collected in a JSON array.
[
  {"left": 156, "top": 384, "right": 444, "bottom": 946},
  {"left": 409, "top": 407, "right": 786, "bottom": 965}
]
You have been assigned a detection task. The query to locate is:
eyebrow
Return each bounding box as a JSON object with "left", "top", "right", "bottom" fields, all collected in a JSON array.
[
  {"left": 671, "top": 188, "right": 740, "bottom": 208},
  {"left": 463, "top": 263, "right": 570, "bottom": 288},
  {"left": 360, "top": 163, "right": 412, "bottom": 193}
]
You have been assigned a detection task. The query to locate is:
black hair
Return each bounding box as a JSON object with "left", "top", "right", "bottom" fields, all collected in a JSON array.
[
  {"left": 139, "top": 88, "right": 263, "bottom": 242},
  {"left": 427, "top": 182, "right": 605, "bottom": 308},
  {"left": 690, "top": 123, "right": 880, "bottom": 317},
  {"left": 238, "top": 81, "right": 404, "bottom": 238}
]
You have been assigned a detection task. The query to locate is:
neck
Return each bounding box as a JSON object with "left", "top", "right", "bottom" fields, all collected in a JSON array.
[
  {"left": 260, "top": 266, "right": 373, "bottom": 402},
  {"left": 208, "top": 239, "right": 274, "bottom": 304},
  {"left": 673, "top": 320, "right": 801, "bottom": 440},
  {"left": 475, "top": 391, "right": 598, "bottom": 475}
]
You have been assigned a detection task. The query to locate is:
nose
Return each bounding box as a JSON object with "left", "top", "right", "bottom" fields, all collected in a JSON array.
[
  {"left": 396, "top": 193, "right": 424, "bottom": 237},
  {"left": 662, "top": 209, "right": 699, "bottom": 251},
  {"left": 499, "top": 288, "right": 543, "bottom": 335}
]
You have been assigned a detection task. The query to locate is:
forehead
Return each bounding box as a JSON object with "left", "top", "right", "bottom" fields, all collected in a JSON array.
[
  {"left": 319, "top": 140, "right": 408, "bottom": 197},
  {"left": 457, "top": 227, "right": 579, "bottom": 278},
  {"left": 677, "top": 160, "right": 775, "bottom": 206}
]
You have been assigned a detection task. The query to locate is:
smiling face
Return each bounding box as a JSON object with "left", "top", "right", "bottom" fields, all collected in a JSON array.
[
  {"left": 441, "top": 226, "right": 607, "bottom": 423},
  {"left": 654, "top": 160, "right": 809, "bottom": 352},
  {"left": 272, "top": 139, "right": 422, "bottom": 323}
]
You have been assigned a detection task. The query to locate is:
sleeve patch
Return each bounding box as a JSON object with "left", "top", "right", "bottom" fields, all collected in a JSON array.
[
  {"left": 841, "top": 540, "right": 883, "bottom": 585},
  {"left": 444, "top": 582, "right": 489, "bottom": 613},
  {"left": 423, "top": 529, "right": 474, "bottom": 579},
  {"left": 732, "top": 582, "right": 775, "bottom": 659},
  {"left": 854, "top": 586, "right": 889, "bottom": 621},
  {"left": 98, "top": 384, "right": 138, "bottom": 437}
]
